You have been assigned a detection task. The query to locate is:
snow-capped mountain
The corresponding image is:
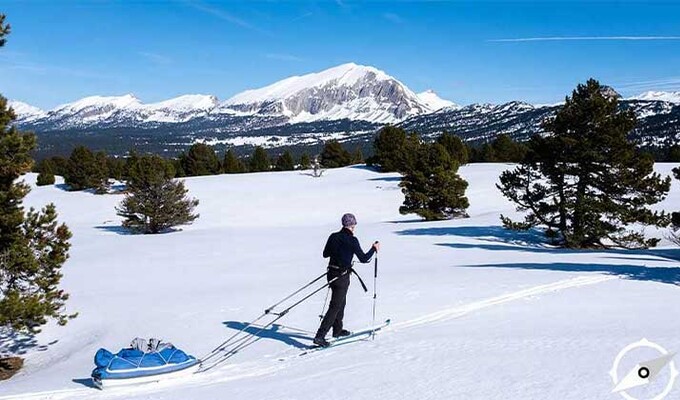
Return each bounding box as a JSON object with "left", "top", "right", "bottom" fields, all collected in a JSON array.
[
  {"left": 8, "top": 63, "right": 680, "bottom": 158},
  {"left": 12, "top": 63, "right": 436, "bottom": 130},
  {"left": 417, "top": 90, "right": 458, "bottom": 111},
  {"left": 8, "top": 100, "right": 46, "bottom": 122},
  {"left": 400, "top": 98, "right": 680, "bottom": 147},
  {"left": 221, "top": 63, "right": 431, "bottom": 123},
  {"left": 631, "top": 91, "right": 680, "bottom": 104}
]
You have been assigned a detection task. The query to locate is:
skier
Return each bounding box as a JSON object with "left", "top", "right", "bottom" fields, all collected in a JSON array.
[{"left": 314, "top": 213, "right": 380, "bottom": 347}]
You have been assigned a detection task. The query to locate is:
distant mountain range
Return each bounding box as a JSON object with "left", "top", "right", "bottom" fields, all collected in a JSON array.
[{"left": 9, "top": 63, "right": 680, "bottom": 158}]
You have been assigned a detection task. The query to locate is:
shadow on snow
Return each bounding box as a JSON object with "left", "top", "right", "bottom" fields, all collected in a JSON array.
[
  {"left": 463, "top": 262, "right": 680, "bottom": 286},
  {"left": 397, "top": 225, "right": 680, "bottom": 262},
  {"left": 222, "top": 321, "right": 314, "bottom": 349}
]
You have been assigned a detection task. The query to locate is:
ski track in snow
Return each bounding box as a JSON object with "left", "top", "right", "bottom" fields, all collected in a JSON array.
[
  {"left": 390, "top": 275, "right": 617, "bottom": 330},
  {"left": 0, "top": 274, "right": 616, "bottom": 400}
]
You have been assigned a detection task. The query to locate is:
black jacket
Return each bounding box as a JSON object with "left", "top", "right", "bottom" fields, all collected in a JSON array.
[{"left": 323, "top": 228, "right": 375, "bottom": 269}]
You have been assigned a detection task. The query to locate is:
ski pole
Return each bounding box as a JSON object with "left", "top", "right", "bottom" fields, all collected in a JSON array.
[
  {"left": 201, "top": 271, "right": 327, "bottom": 363},
  {"left": 319, "top": 287, "right": 330, "bottom": 321},
  {"left": 264, "top": 271, "right": 328, "bottom": 314},
  {"left": 200, "top": 270, "right": 351, "bottom": 372},
  {"left": 371, "top": 246, "right": 378, "bottom": 340}
]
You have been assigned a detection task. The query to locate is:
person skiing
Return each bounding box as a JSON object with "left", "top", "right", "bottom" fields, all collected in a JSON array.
[{"left": 314, "top": 213, "right": 380, "bottom": 347}]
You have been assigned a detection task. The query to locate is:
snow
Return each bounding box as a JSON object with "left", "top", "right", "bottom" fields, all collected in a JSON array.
[
  {"left": 224, "top": 63, "right": 392, "bottom": 105},
  {"left": 7, "top": 100, "right": 46, "bottom": 121},
  {"left": 144, "top": 95, "right": 218, "bottom": 112},
  {"left": 417, "top": 89, "right": 459, "bottom": 111},
  {"left": 631, "top": 91, "right": 680, "bottom": 104},
  {"left": 2, "top": 163, "right": 680, "bottom": 400},
  {"left": 52, "top": 94, "right": 142, "bottom": 114}
]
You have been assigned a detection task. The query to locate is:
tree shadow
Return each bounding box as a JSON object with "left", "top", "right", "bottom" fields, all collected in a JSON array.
[
  {"left": 464, "top": 262, "right": 680, "bottom": 286},
  {"left": 0, "top": 329, "right": 53, "bottom": 357},
  {"left": 368, "top": 176, "right": 401, "bottom": 182},
  {"left": 222, "top": 322, "right": 313, "bottom": 349},
  {"left": 94, "top": 225, "right": 132, "bottom": 235},
  {"left": 399, "top": 225, "right": 680, "bottom": 262},
  {"left": 397, "top": 225, "right": 546, "bottom": 246},
  {"left": 386, "top": 219, "right": 426, "bottom": 224}
]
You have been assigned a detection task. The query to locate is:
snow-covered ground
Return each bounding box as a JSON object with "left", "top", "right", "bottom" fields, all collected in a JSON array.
[{"left": 2, "top": 163, "right": 679, "bottom": 400}]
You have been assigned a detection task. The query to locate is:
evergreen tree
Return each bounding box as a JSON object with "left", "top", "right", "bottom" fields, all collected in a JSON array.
[
  {"left": 491, "top": 134, "right": 527, "bottom": 162},
  {"left": 64, "top": 146, "right": 109, "bottom": 192},
  {"left": 223, "top": 148, "right": 245, "bottom": 173},
  {"left": 47, "top": 156, "right": 68, "bottom": 177},
  {"left": 250, "top": 146, "right": 270, "bottom": 172},
  {"left": 668, "top": 145, "right": 680, "bottom": 162},
  {"left": 94, "top": 151, "right": 110, "bottom": 193},
  {"left": 179, "top": 143, "right": 220, "bottom": 176},
  {"left": 670, "top": 167, "right": 680, "bottom": 246},
  {"left": 117, "top": 154, "right": 198, "bottom": 234},
  {"left": 478, "top": 143, "right": 496, "bottom": 162},
  {"left": 436, "top": 132, "right": 469, "bottom": 165},
  {"left": 299, "top": 153, "right": 311, "bottom": 170},
  {"left": 106, "top": 156, "right": 126, "bottom": 181},
  {"left": 275, "top": 150, "right": 295, "bottom": 171},
  {"left": 372, "top": 125, "right": 408, "bottom": 172},
  {"left": 36, "top": 159, "right": 56, "bottom": 186},
  {"left": 36, "top": 172, "right": 55, "bottom": 187},
  {"left": 399, "top": 138, "right": 469, "bottom": 221},
  {"left": 0, "top": 16, "right": 75, "bottom": 335},
  {"left": 351, "top": 146, "right": 364, "bottom": 164},
  {"left": 320, "top": 140, "right": 352, "bottom": 168},
  {"left": 498, "top": 79, "right": 671, "bottom": 249}
]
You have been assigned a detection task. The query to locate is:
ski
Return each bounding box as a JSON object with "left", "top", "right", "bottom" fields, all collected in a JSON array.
[{"left": 300, "top": 319, "right": 391, "bottom": 356}]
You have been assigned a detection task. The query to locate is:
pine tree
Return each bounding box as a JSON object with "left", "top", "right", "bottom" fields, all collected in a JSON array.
[
  {"left": 106, "top": 156, "right": 126, "bottom": 181},
  {"left": 668, "top": 145, "right": 680, "bottom": 162},
  {"left": 670, "top": 167, "right": 680, "bottom": 246},
  {"left": 436, "top": 131, "right": 469, "bottom": 165},
  {"left": 0, "top": 15, "right": 75, "bottom": 336},
  {"left": 179, "top": 143, "right": 220, "bottom": 176},
  {"left": 36, "top": 159, "right": 56, "bottom": 186},
  {"left": 36, "top": 171, "right": 55, "bottom": 186},
  {"left": 490, "top": 134, "right": 527, "bottom": 162},
  {"left": 299, "top": 153, "right": 311, "bottom": 170},
  {"left": 351, "top": 146, "right": 364, "bottom": 164},
  {"left": 399, "top": 139, "right": 469, "bottom": 221},
  {"left": 372, "top": 125, "right": 408, "bottom": 172},
  {"left": 64, "top": 146, "right": 109, "bottom": 192},
  {"left": 320, "top": 140, "right": 352, "bottom": 168},
  {"left": 250, "top": 146, "right": 270, "bottom": 172},
  {"left": 498, "top": 79, "right": 671, "bottom": 249},
  {"left": 117, "top": 154, "right": 198, "bottom": 234},
  {"left": 275, "top": 150, "right": 295, "bottom": 171},
  {"left": 223, "top": 148, "right": 245, "bottom": 173},
  {"left": 479, "top": 142, "right": 496, "bottom": 162}
]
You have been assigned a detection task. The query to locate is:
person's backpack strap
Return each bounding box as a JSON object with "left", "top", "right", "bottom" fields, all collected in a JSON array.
[{"left": 350, "top": 268, "right": 368, "bottom": 292}]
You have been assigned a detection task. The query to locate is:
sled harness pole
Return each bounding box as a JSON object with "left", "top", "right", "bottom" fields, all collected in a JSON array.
[
  {"left": 371, "top": 253, "right": 378, "bottom": 340},
  {"left": 199, "top": 271, "right": 327, "bottom": 365},
  {"left": 198, "top": 270, "right": 351, "bottom": 373}
]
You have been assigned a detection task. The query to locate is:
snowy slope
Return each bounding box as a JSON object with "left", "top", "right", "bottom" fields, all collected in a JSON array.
[
  {"left": 2, "top": 164, "right": 680, "bottom": 400},
  {"left": 417, "top": 89, "right": 458, "bottom": 111},
  {"left": 631, "top": 91, "right": 680, "bottom": 104},
  {"left": 8, "top": 100, "right": 46, "bottom": 122}
]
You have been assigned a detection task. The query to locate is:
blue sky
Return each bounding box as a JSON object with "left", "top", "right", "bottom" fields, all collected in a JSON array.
[{"left": 1, "top": 1, "right": 680, "bottom": 109}]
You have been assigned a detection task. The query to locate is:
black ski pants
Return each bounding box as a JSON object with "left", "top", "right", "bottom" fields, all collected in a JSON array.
[{"left": 316, "top": 270, "right": 350, "bottom": 338}]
